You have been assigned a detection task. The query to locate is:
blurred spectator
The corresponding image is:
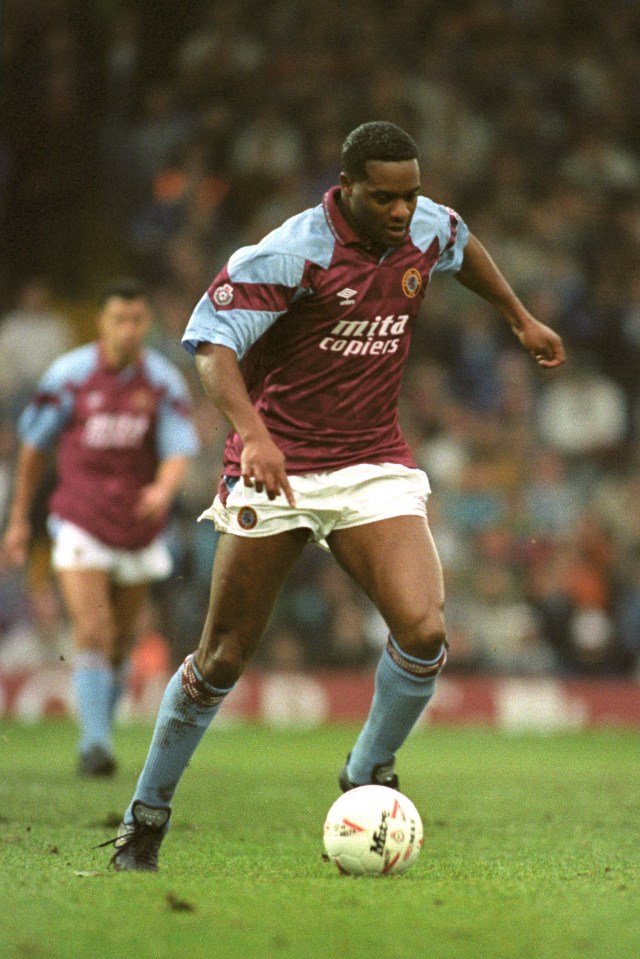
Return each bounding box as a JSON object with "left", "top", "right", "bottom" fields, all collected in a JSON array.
[
  {"left": 464, "top": 562, "right": 555, "bottom": 674},
  {"left": 560, "top": 127, "right": 640, "bottom": 196},
  {"left": 0, "top": 277, "right": 75, "bottom": 417},
  {"left": 536, "top": 353, "right": 629, "bottom": 463},
  {"left": 616, "top": 274, "right": 640, "bottom": 420},
  {"left": 443, "top": 452, "right": 509, "bottom": 535},
  {"left": 0, "top": 418, "right": 17, "bottom": 529},
  {"left": 258, "top": 627, "right": 307, "bottom": 673},
  {"left": 615, "top": 546, "right": 640, "bottom": 672},
  {"left": 326, "top": 600, "right": 379, "bottom": 669},
  {"left": 590, "top": 467, "right": 640, "bottom": 558},
  {"left": 527, "top": 527, "right": 631, "bottom": 676},
  {"left": 129, "top": 83, "right": 195, "bottom": 194},
  {"left": 230, "top": 102, "right": 305, "bottom": 179},
  {"left": 522, "top": 449, "right": 582, "bottom": 538},
  {"left": 446, "top": 304, "right": 505, "bottom": 413}
]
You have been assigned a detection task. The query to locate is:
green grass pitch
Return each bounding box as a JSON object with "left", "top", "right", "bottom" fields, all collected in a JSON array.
[{"left": 1, "top": 719, "right": 639, "bottom": 959}]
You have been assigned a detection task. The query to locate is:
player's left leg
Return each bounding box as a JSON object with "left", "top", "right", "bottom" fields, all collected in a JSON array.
[
  {"left": 56, "top": 567, "right": 119, "bottom": 775},
  {"left": 109, "top": 581, "right": 149, "bottom": 720},
  {"left": 327, "top": 514, "right": 447, "bottom": 787}
]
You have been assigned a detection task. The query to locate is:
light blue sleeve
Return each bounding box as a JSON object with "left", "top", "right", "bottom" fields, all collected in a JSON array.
[
  {"left": 144, "top": 352, "right": 200, "bottom": 460},
  {"left": 17, "top": 346, "right": 96, "bottom": 451},
  {"left": 182, "top": 253, "right": 306, "bottom": 360},
  {"left": 433, "top": 211, "right": 469, "bottom": 275},
  {"left": 182, "top": 208, "right": 327, "bottom": 360},
  {"left": 411, "top": 198, "right": 469, "bottom": 276},
  {"left": 181, "top": 290, "right": 281, "bottom": 360}
]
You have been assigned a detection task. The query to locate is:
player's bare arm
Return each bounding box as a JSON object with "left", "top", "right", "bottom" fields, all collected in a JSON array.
[
  {"left": 195, "top": 343, "right": 296, "bottom": 506},
  {"left": 456, "top": 233, "right": 566, "bottom": 369},
  {"left": 1, "top": 443, "right": 48, "bottom": 567},
  {"left": 136, "top": 455, "right": 192, "bottom": 522}
]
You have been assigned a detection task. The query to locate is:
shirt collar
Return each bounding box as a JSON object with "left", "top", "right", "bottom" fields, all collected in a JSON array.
[
  {"left": 322, "top": 186, "right": 362, "bottom": 247},
  {"left": 322, "top": 185, "right": 406, "bottom": 259},
  {"left": 98, "top": 342, "right": 141, "bottom": 378}
]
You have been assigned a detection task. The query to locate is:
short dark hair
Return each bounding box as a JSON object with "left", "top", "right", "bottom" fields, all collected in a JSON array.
[
  {"left": 341, "top": 122, "right": 419, "bottom": 181},
  {"left": 99, "top": 277, "right": 148, "bottom": 307}
]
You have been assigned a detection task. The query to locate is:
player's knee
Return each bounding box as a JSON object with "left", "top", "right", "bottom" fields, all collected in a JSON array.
[
  {"left": 393, "top": 612, "right": 447, "bottom": 662},
  {"left": 196, "top": 635, "right": 249, "bottom": 688},
  {"left": 406, "top": 630, "right": 447, "bottom": 662}
]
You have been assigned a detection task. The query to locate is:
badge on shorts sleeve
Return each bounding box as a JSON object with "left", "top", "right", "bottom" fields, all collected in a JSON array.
[
  {"left": 401, "top": 268, "right": 422, "bottom": 298},
  {"left": 237, "top": 506, "right": 258, "bottom": 530}
]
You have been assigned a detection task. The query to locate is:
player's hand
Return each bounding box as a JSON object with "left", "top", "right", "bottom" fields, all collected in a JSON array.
[
  {"left": 240, "top": 437, "right": 296, "bottom": 507},
  {"left": 0, "top": 518, "right": 31, "bottom": 568},
  {"left": 515, "top": 319, "right": 566, "bottom": 369},
  {"left": 135, "top": 483, "right": 173, "bottom": 522}
]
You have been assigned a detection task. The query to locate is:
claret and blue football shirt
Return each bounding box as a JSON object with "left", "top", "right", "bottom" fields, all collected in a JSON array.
[
  {"left": 19, "top": 345, "right": 199, "bottom": 549},
  {"left": 183, "top": 186, "right": 468, "bottom": 474}
]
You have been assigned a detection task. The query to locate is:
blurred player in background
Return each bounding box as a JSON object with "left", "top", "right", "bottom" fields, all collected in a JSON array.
[
  {"left": 108, "top": 122, "right": 565, "bottom": 870},
  {"left": 1, "top": 279, "right": 199, "bottom": 776}
]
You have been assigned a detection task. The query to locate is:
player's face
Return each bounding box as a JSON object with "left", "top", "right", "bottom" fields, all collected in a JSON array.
[
  {"left": 98, "top": 296, "right": 152, "bottom": 367},
  {"left": 340, "top": 159, "right": 421, "bottom": 252}
]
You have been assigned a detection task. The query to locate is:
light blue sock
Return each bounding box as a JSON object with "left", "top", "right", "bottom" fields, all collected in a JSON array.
[
  {"left": 73, "top": 650, "right": 113, "bottom": 754},
  {"left": 125, "top": 656, "right": 232, "bottom": 824},
  {"left": 346, "top": 636, "right": 445, "bottom": 785},
  {"left": 109, "top": 660, "right": 130, "bottom": 724}
]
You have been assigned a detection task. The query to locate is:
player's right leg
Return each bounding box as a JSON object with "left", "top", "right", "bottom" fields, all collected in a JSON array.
[{"left": 110, "top": 528, "right": 307, "bottom": 871}]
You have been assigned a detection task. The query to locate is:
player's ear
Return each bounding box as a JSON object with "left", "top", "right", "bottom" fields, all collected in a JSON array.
[{"left": 339, "top": 171, "right": 354, "bottom": 195}]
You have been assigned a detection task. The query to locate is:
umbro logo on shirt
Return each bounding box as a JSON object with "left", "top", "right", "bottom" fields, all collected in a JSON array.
[{"left": 337, "top": 288, "right": 357, "bottom": 306}]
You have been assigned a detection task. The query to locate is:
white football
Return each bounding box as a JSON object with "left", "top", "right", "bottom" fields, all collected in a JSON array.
[{"left": 323, "top": 784, "right": 423, "bottom": 877}]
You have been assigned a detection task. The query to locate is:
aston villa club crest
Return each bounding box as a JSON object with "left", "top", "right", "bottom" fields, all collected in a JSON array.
[
  {"left": 237, "top": 506, "right": 258, "bottom": 530},
  {"left": 401, "top": 268, "right": 422, "bottom": 298},
  {"left": 213, "top": 283, "right": 234, "bottom": 306}
]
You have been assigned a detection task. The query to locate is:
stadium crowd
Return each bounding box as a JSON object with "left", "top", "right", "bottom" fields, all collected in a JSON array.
[{"left": 1, "top": 0, "right": 640, "bottom": 679}]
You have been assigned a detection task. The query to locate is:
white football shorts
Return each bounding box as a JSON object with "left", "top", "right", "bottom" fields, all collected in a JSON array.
[
  {"left": 199, "top": 463, "right": 431, "bottom": 550},
  {"left": 50, "top": 518, "right": 173, "bottom": 584}
]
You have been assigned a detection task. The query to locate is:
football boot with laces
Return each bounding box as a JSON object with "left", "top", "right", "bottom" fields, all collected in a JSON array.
[{"left": 103, "top": 800, "right": 170, "bottom": 872}]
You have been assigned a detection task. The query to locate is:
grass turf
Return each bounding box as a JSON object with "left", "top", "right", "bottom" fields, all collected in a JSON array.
[{"left": 0, "top": 719, "right": 639, "bottom": 959}]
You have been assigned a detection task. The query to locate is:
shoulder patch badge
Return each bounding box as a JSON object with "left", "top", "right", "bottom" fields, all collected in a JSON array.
[
  {"left": 213, "top": 283, "right": 234, "bottom": 306},
  {"left": 401, "top": 268, "right": 422, "bottom": 298}
]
